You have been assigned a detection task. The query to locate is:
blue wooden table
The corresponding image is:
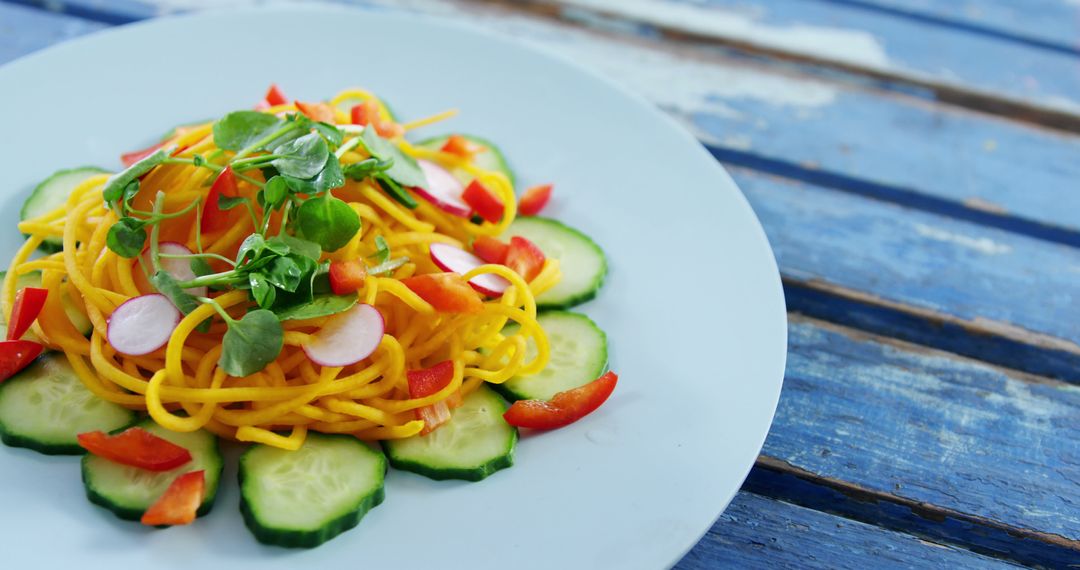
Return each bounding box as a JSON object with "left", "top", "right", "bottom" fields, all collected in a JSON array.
[{"left": 3, "top": 0, "right": 1078, "bottom": 567}]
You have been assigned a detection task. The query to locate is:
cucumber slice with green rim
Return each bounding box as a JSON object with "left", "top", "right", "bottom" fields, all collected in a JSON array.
[
  {"left": 82, "top": 419, "right": 222, "bottom": 521},
  {"left": 417, "top": 134, "right": 516, "bottom": 186},
  {"left": 0, "top": 270, "right": 93, "bottom": 337},
  {"left": 21, "top": 167, "right": 108, "bottom": 251},
  {"left": 506, "top": 216, "right": 607, "bottom": 310},
  {"left": 496, "top": 311, "right": 608, "bottom": 401},
  {"left": 383, "top": 386, "right": 516, "bottom": 481},
  {"left": 0, "top": 352, "right": 135, "bottom": 454},
  {"left": 240, "top": 433, "right": 386, "bottom": 548}
]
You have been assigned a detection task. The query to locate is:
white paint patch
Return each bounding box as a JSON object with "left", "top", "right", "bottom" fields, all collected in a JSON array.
[
  {"left": 914, "top": 223, "right": 1012, "bottom": 255},
  {"left": 558, "top": 0, "right": 891, "bottom": 68}
]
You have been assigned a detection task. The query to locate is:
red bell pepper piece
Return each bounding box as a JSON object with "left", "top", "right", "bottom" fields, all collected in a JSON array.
[
  {"left": 201, "top": 167, "right": 237, "bottom": 233},
  {"left": 462, "top": 180, "right": 504, "bottom": 223},
  {"left": 440, "top": 135, "right": 479, "bottom": 159},
  {"left": 77, "top": 427, "right": 193, "bottom": 472},
  {"left": 401, "top": 273, "right": 483, "bottom": 314},
  {"left": 407, "top": 360, "right": 455, "bottom": 398},
  {"left": 472, "top": 236, "right": 509, "bottom": 265},
  {"left": 503, "top": 371, "right": 618, "bottom": 430},
  {"left": 0, "top": 340, "right": 43, "bottom": 383},
  {"left": 141, "top": 470, "right": 205, "bottom": 526},
  {"left": 329, "top": 260, "right": 367, "bottom": 295},
  {"left": 7, "top": 287, "right": 48, "bottom": 341},
  {"left": 264, "top": 83, "right": 289, "bottom": 107},
  {"left": 518, "top": 184, "right": 553, "bottom": 216},
  {"left": 350, "top": 100, "right": 378, "bottom": 126},
  {"left": 296, "top": 101, "right": 336, "bottom": 124},
  {"left": 505, "top": 236, "right": 545, "bottom": 281},
  {"left": 408, "top": 361, "right": 456, "bottom": 434},
  {"left": 120, "top": 141, "right": 167, "bottom": 168}
]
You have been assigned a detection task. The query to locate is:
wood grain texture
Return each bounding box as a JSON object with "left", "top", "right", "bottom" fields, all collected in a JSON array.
[
  {"left": 548, "top": 0, "right": 1080, "bottom": 110},
  {"left": 832, "top": 0, "right": 1080, "bottom": 51},
  {"left": 0, "top": 2, "right": 104, "bottom": 64},
  {"left": 680, "top": 491, "right": 1024, "bottom": 569},
  {"left": 753, "top": 317, "right": 1080, "bottom": 566}
]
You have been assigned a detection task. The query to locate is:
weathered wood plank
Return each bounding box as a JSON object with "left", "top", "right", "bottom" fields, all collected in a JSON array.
[
  {"left": 736, "top": 166, "right": 1080, "bottom": 380},
  {"left": 751, "top": 317, "right": 1080, "bottom": 566},
  {"left": 0, "top": 2, "right": 104, "bottom": 64},
  {"left": 679, "top": 491, "right": 1024, "bottom": 569},
  {"left": 22, "top": 1, "right": 1080, "bottom": 243},
  {"left": 835, "top": 0, "right": 1080, "bottom": 51}
]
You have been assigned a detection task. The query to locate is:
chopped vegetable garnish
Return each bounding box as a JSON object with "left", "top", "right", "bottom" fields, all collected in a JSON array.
[
  {"left": 329, "top": 260, "right": 367, "bottom": 295},
  {"left": 201, "top": 166, "right": 238, "bottom": 232},
  {"left": 7, "top": 287, "right": 47, "bottom": 341},
  {"left": 0, "top": 340, "right": 43, "bottom": 383},
  {"left": 141, "top": 470, "right": 205, "bottom": 526},
  {"left": 77, "top": 427, "right": 193, "bottom": 471},
  {"left": 296, "top": 101, "right": 335, "bottom": 124},
  {"left": 401, "top": 273, "right": 483, "bottom": 313},
  {"left": 505, "top": 236, "right": 546, "bottom": 281},
  {"left": 518, "top": 184, "right": 553, "bottom": 216},
  {"left": 472, "top": 236, "right": 509, "bottom": 264},
  {"left": 120, "top": 141, "right": 167, "bottom": 168},
  {"left": 462, "top": 180, "right": 504, "bottom": 223},
  {"left": 440, "top": 134, "right": 480, "bottom": 159},
  {"left": 503, "top": 371, "right": 618, "bottom": 430},
  {"left": 264, "top": 83, "right": 288, "bottom": 106}
]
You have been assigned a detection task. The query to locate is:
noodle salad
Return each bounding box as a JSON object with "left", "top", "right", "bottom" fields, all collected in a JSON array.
[{"left": 0, "top": 85, "right": 614, "bottom": 546}]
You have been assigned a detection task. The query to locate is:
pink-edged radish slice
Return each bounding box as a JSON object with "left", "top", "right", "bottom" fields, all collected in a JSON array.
[
  {"left": 303, "top": 303, "right": 385, "bottom": 367},
  {"left": 429, "top": 242, "right": 511, "bottom": 297},
  {"left": 107, "top": 294, "right": 182, "bottom": 356},
  {"left": 413, "top": 160, "right": 470, "bottom": 218},
  {"left": 141, "top": 242, "right": 208, "bottom": 298}
]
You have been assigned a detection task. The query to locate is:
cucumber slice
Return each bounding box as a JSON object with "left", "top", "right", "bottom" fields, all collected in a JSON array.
[
  {"left": 417, "top": 134, "right": 516, "bottom": 186},
  {"left": 0, "top": 352, "right": 135, "bottom": 454},
  {"left": 497, "top": 312, "right": 608, "bottom": 401},
  {"left": 21, "top": 167, "right": 108, "bottom": 251},
  {"left": 507, "top": 216, "right": 607, "bottom": 310},
  {"left": 0, "top": 270, "right": 93, "bottom": 337},
  {"left": 240, "top": 433, "right": 386, "bottom": 548},
  {"left": 82, "top": 419, "right": 222, "bottom": 521},
  {"left": 383, "top": 386, "right": 516, "bottom": 481}
]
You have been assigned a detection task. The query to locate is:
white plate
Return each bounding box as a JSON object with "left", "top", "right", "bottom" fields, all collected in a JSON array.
[{"left": 0, "top": 6, "right": 786, "bottom": 569}]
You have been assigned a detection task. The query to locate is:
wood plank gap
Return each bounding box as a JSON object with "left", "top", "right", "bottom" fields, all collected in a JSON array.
[
  {"left": 783, "top": 277, "right": 1080, "bottom": 383},
  {"left": 476, "top": 0, "right": 1080, "bottom": 134},
  {"left": 746, "top": 457, "right": 1080, "bottom": 569},
  {"left": 709, "top": 145, "right": 1080, "bottom": 249},
  {"left": 1, "top": 0, "right": 144, "bottom": 24}
]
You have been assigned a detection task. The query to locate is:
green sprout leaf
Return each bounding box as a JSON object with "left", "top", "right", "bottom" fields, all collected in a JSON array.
[
  {"left": 373, "top": 235, "right": 390, "bottom": 263},
  {"left": 271, "top": 132, "right": 329, "bottom": 179},
  {"left": 102, "top": 148, "right": 171, "bottom": 208},
  {"left": 296, "top": 195, "right": 360, "bottom": 252},
  {"left": 105, "top": 218, "right": 147, "bottom": 258},
  {"left": 219, "top": 309, "right": 283, "bottom": 377},
  {"left": 213, "top": 111, "right": 283, "bottom": 152},
  {"left": 274, "top": 294, "right": 357, "bottom": 321}
]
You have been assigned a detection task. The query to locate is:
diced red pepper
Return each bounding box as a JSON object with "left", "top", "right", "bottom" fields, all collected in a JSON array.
[
  {"left": 472, "top": 236, "right": 509, "bottom": 265},
  {"left": 503, "top": 371, "right": 618, "bottom": 430},
  {"left": 518, "top": 184, "right": 553, "bottom": 216},
  {"left": 296, "top": 101, "right": 336, "bottom": 124},
  {"left": 7, "top": 287, "right": 48, "bottom": 341},
  {"left": 0, "top": 340, "right": 43, "bottom": 383},
  {"left": 264, "top": 84, "right": 289, "bottom": 106},
  {"left": 141, "top": 471, "right": 205, "bottom": 526},
  {"left": 201, "top": 167, "right": 237, "bottom": 233},
  {"left": 462, "top": 180, "right": 504, "bottom": 223},
  {"left": 407, "top": 360, "right": 455, "bottom": 398},
  {"left": 440, "top": 135, "right": 480, "bottom": 159},
  {"left": 77, "top": 427, "right": 193, "bottom": 472},
  {"left": 505, "top": 236, "right": 545, "bottom": 281},
  {"left": 329, "top": 260, "right": 367, "bottom": 295},
  {"left": 350, "top": 100, "right": 379, "bottom": 126},
  {"left": 120, "top": 141, "right": 167, "bottom": 168},
  {"left": 408, "top": 361, "right": 456, "bottom": 434},
  {"left": 401, "top": 273, "right": 483, "bottom": 314}
]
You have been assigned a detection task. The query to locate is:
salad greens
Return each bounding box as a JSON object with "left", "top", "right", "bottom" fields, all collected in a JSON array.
[{"left": 101, "top": 107, "right": 423, "bottom": 376}]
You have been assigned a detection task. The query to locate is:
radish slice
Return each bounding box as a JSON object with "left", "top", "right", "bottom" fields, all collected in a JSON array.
[
  {"left": 303, "top": 304, "right": 385, "bottom": 367},
  {"left": 414, "top": 160, "right": 470, "bottom": 218},
  {"left": 107, "top": 294, "right": 182, "bottom": 356},
  {"left": 429, "top": 243, "right": 511, "bottom": 297},
  {"left": 142, "top": 242, "right": 208, "bottom": 298}
]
